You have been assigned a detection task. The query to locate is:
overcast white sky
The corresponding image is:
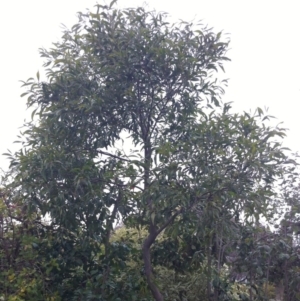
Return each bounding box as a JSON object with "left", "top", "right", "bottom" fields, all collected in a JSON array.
[{"left": 1, "top": 0, "right": 300, "bottom": 171}]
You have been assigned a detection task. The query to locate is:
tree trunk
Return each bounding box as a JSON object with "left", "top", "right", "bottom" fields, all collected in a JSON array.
[
  {"left": 249, "top": 270, "right": 253, "bottom": 301},
  {"left": 143, "top": 229, "right": 164, "bottom": 301},
  {"left": 207, "top": 235, "right": 212, "bottom": 301},
  {"left": 275, "top": 280, "right": 284, "bottom": 301},
  {"left": 142, "top": 142, "right": 164, "bottom": 301}
]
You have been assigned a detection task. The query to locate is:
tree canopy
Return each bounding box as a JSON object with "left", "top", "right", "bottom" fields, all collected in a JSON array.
[{"left": 1, "top": 2, "right": 299, "bottom": 301}]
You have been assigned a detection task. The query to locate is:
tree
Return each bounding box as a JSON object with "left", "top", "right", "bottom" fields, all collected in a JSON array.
[
  {"left": 0, "top": 176, "right": 60, "bottom": 300},
  {"left": 6, "top": 2, "right": 292, "bottom": 300}
]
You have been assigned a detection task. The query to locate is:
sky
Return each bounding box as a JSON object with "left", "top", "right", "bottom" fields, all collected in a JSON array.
[{"left": 1, "top": 0, "right": 300, "bottom": 171}]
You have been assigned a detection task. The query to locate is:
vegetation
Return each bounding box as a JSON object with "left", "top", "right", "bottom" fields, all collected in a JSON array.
[{"left": 1, "top": 2, "right": 299, "bottom": 300}]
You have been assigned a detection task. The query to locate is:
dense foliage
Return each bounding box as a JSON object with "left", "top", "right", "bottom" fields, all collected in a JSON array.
[{"left": 1, "top": 2, "right": 299, "bottom": 300}]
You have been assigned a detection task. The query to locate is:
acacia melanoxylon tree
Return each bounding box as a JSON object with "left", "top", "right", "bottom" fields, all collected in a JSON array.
[{"left": 7, "top": 2, "right": 292, "bottom": 300}]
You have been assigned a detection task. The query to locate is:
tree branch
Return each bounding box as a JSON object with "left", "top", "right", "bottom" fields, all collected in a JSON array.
[
  {"left": 97, "top": 150, "right": 131, "bottom": 162},
  {"left": 156, "top": 209, "right": 183, "bottom": 236}
]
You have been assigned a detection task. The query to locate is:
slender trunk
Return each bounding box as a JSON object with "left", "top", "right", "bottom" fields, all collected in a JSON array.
[
  {"left": 142, "top": 142, "right": 164, "bottom": 301},
  {"left": 104, "top": 189, "right": 121, "bottom": 255},
  {"left": 249, "top": 270, "right": 253, "bottom": 301},
  {"left": 275, "top": 280, "right": 284, "bottom": 301},
  {"left": 283, "top": 259, "right": 289, "bottom": 301},
  {"left": 214, "top": 228, "right": 222, "bottom": 301},
  {"left": 102, "top": 189, "right": 121, "bottom": 297},
  {"left": 217, "top": 229, "right": 222, "bottom": 272},
  {"left": 143, "top": 229, "right": 163, "bottom": 301},
  {"left": 265, "top": 256, "right": 270, "bottom": 299},
  {"left": 207, "top": 235, "right": 212, "bottom": 301},
  {"left": 282, "top": 224, "right": 289, "bottom": 301}
]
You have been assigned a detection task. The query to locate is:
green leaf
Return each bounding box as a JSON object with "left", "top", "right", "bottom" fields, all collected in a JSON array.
[
  {"left": 257, "top": 107, "right": 263, "bottom": 116},
  {"left": 109, "top": 0, "right": 117, "bottom": 8}
]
